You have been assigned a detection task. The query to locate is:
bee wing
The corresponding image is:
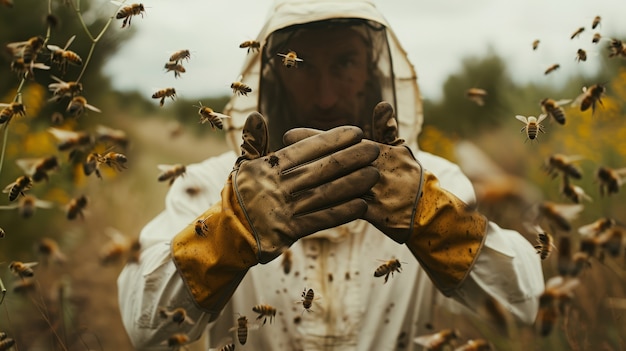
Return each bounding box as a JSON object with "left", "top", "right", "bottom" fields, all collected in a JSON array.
[
  {"left": 523, "top": 222, "right": 545, "bottom": 234},
  {"left": 213, "top": 112, "right": 232, "bottom": 120},
  {"left": 570, "top": 87, "right": 588, "bottom": 108},
  {"left": 34, "top": 198, "right": 55, "bottom": 209},
  {"left": 157, "top": 164, "right": 176, "bottom": 172},
  {"left": 110, "top": 0, "right": 123, "bottom": 5},
  {"left": 22, "top": 261, "right": 39, "bottom": 269},
  {"left": 0, "top": 203, "right": 20, "bottom": 210},
  {"left": 47, "top": 127, "right": 80, "bottom": 141},
  {"left": 554, "top": 99, "right": 572, "bottom": 106},
  {"left": 552, "top": 203, "right": 585, "bottom": 220},
  {"left": 50, "top": 75, "right": 67, "bottom": 84},
  {"left": 613, "top": 167, "right": 626, "bottom": 177},
  {"left": 104, "top": 227, "right": 128, "bottom": 243},
  {"left": 0, "top": 103, "right": 11, "bottom": 109},
  {"left": 63, "top": 35, "right": 76, "bottom": 50},
  {"left": 15, "top": 158, "right": 39, "bottom": 174},
  {"left": 413, "top": 332, "right": 444, "bottom": 348},
  {"left": 295, "top": 57, "right": 304, "bottom": 62},
  {"left": 537, "top": 114, "right": 548, "bottom": 123},
  {"left": 5, "top": 40, "right": 29, "bottom": 51},
  {"left": 276, "top": 53, "right": 288, "bottom": 58},
  {"left": 31, "top": 63, "right": 50, "bottom": 70},
  {"left": 46, "top": 44, "right": 63, "bottom": 52},
  {"left": 578, "top": 220, "right": 601, "bottom": 237},
  {"left": 84, "top": 103, "right": 102, "bottom": 113},
  {"left": 1, "top": 182, "right": 15, "bottom": 193},
  {"left": 515, "top": 115, "right": 529, "bottom": 123}
]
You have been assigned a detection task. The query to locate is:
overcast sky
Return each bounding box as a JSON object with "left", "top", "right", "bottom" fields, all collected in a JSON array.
[{"left": 101, "top": 0, "right": 626, "bottom": 101}]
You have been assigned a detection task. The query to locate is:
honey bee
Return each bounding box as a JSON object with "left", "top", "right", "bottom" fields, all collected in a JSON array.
[
  {"left": 571, "top": 84, "right": 606, "bottom": 114},
  {"left": 185, "top": 186, "right": 202, "bottom": 197},
  {"left": 515, "top": 114, "right": 547, "bottom": 142},
  {"left": 66, "top": 194, "right": 88, "bottom": 220},
  {"left": 540, "top": 98, "right": 571, "bottom": 125},
  {"left": 544, "top": 63, "right": 560, "bottom": 75},
  {"left": 595, "top": 166, "right": 626, "bottom": 196},
  {"left": 578, "top": 217, "right": 615, "bottom": 237},
  {"left": 210, "top": 343, "right": 235, "bottom": 351},
  {"left": 608, "top": 38, "right": 626, "bottom": 58},
  {"left": 0, "top": 194, "right": 54, "bottom": 218},
  {"left": 466, "top": 88, "right": 488, "bottom": 106},
  {"left": 48, "top": 75, "right": 83, "bottom": 101},
  {"left": 9, "top": 261, "right": 38, "bottom": 279},
  {"left": 16, "top": 155, "right": 60, "bottom": 182},
  {"left": 570, "top": 27, "right": 585, "bottom": 40},
  {"left": 100, "top": 227, "right": 131, "bottom": 265},
  {"left": 537, "top": 201, "right": 584, "bottom": 232},
  {"left": 114, "top": 2, "right": 145, "bottom": 28},
  {"left": 454, "top": 339, "right": 492, "bottom": 351},
  {"left": 529, "top": 224, "right": 555, "bottom": 260},
  {"left": 0, "top": 337, "right": 15, "bottom": 351},
  {"left": 95, "top": 124, "right": 129, "bottom": 150},
  {"left": 597, "top": 227, "right": 625, "bottom": 257},
  {"left": 11, "top": 58, "right": 50, "bottom": 79},
  {"left": 536, "top": 276, "right": 580, "bottom": 336},
  {"left": 3, "top": 175, "right": 33, "bottom": 201},
  {"left": 6, "top": 36, "right": 44, "bottom": 63},
  {"left": 570, "top": 252, "right": 592, "bottom": 277},
  {"left": 67, "top": 96, "right": 102, "bottom": 117},
  {"left": 374, "top": 258, "right": 403, "bottom": 283},
  {"left": 47, "top": 35, "right": 83, "bottom": 74},
  {"left": 557, "top": 236, "right": 572, "bottom": 276},
  {"left": 560, "top": 175, "right": 592, "bottom": 204},
  {"left": 0, "top": 101, "right": 26, "bottom": 124},
  {"left": 544, "top": 154, "right": 583, "bottom": 179},
  {"left": 127, "top": 238, "right": 141, "bottom": 264},
  {"left": 159, "top": 307, "right": 195, "bottom": 326},
  {"left": 532, "top": 39, "right": 540, "bottom": 50},
  {"left": 252, "top": 304, "right": 277, "bottom": 325},
  {"left": 230, "top": 81, "right": 252, "bottom": 96},
  {"left": 277, "top": 50, "right": 304, "bottom": 68},
  {"left": 160, "top": 333, "right": 189, "bottom": 349},
  {"left": 229, "top": 315, "right": 253, "bottom": 345},
  {"left": 194, "top": 217, "right": 209, "bottom": 237},
  {"left": 239, "top": 40, "right": 261, "bottom": 53},
  {"left": 36, "top": 237, "right": 67, "bottom": 266},
  {"left": 413, "top": 329, "right": 460, "bottom": 350},
  {"left": 194, "top": 102, "right": 231, "bottom": 130},
  {"left": 103, "top": 151, "right": 128, "bottom": 172},
  {"left": 164, "top": 61, "right": 185, "bottom": 78},
  {"left": 169, "top": 49, "right": 191, "bottom": 64},
  {"left": 157, "top": 164, "right": 186, "bottom": 185},
  {"left": 592, "top": 15, "right": 601, "bottom": 29},
  {"left": 300, "top": 287, "right": 317, "bottom": 312},
  {"left": 592, "top": 32, "right": 602, "bottom": 44},
  {"left": 152, "top": 88, "right": 177, "bottom": 107},
  {"left": 48, "top": 127, "right": 93, "bottom": 153},
  {"left": 83, "top": 152, "right": 103, "bottom": 178},
  {"left": 576, "top": 48, "right": 587, "bottom": 62},
  {"left": 281, "top": 249, "right": 293, "bottom": 274}
]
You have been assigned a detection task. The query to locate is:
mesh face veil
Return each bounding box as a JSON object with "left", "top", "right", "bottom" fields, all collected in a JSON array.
[{"left": 259, "top": 19, "right": 397, "bottom": 151}]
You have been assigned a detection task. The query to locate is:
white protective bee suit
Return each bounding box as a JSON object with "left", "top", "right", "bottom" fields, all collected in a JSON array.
[{"left": 117, "top": 1, "right": 545, "bottom": 350}]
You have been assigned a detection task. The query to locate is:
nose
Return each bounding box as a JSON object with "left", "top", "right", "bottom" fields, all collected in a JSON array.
[{"left": 313, "top": 71, "right": 339, "bottom": 110}]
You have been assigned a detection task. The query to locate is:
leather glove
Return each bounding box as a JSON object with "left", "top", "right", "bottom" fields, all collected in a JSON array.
[
  {"left": 172, "top": 112, "right": 380, "bottom": 312},
  {"left": 284, "top": 102, "right": 488, "bottom": 295}
]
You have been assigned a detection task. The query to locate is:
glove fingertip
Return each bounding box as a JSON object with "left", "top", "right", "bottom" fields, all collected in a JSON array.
[
  {"left": 283, "top": 128, "right": 321, "bottom": 146},
  {"left": 240, "top": 112, "right": 270, "bottom": 160}
]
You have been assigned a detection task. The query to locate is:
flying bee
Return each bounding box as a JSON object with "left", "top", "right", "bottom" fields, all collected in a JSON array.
[
  {"left": 66, "top": 194, "right": 88, "bottom": 220},
  {"left": 528, "top": 224, "right": 556, "bottom": 260},
  {"left": 0, "top": 337, "right": 15, "bottom": 351},
  {"left": 575, "top": 48, "right": 587, "bottom": 62},
  {"left": 159, "top": 307, "right": 195, "bottom": 327},
  {"left": 374, "top": 258, "right": 404, "bottom": 283},
  {"left": 103, "top": 151, "right": 128, "bottom": 172},
  {"left": 47, "top": 35, "right": 83, "bottom": 74},
  {"left": 67, "top": 96, "right": 102, "bottom": 117},
  {"left": 595, "top": 166, "right": 626, "bottom": 196},
  {"left": 95, "top": 124, "right": 129, "bottom": 150},
  {"left": 560, "top": 175, "right": 592, "bottom": 204},
  {"left": 194, "top": 102, "right": 231, "bottom": 130},
  {"left": 0, "top": 101, "right": 26, "bottom": 124},
  {"left": 515, "top": 114, "right": 547, "bottom": 142},
  {"left": 36, "top": 237, "right": 67, "bottom": 266},
  {"left": 543, "top": 154, "right": 583, "bottom": 179},
  {"left": 454, "top": 339, "right": 492, "bottom": 351},
  {"left": 281, "top": 249, "right": 293, "bottom": 274},
  {"left": 298, "top": 287, "right": 321, "bottom": 313},
  {"left": 48, "top": 75, "right": 83, "bottom": 101},
  {"left": 277, "top": 50, "right": 304, "bottom": 68},
  {"left": 465, "top": 88, "right": 487, "bottom": 106},
  {"left": 157, "top": 164, "right": 186, "bottom": 185},
  {"left": 230, "top": 81, "right": 252, "bottom": 96},
  {"left": 10, "top": 58, "right": 50, "bottom": 79},
  {"left": 537, "top": 201, "right": 584, "bottom": 232},
  {"left": 532, "top": 39, "right": 540, "bottom": 50},
  {"left": 592, "top": 32, "right": 602, "bottom": 44},
  {"left": 164, "top": 61, "right": 185, "bottom": 78},
  {"left": 16, "top": 155, "right": 60, "bottom": 182},
  {"left": 169, "top": 49, "right": 190, "bottom": 64},
  {"left": 114, "top": 2, "right": 145, "bottom": 28},
  {"left": 210, "top": 343, "right": 235, "bottom": 351},
  {"left": 596, "top": 227, "right": 625, "bottom": 257},
  {"left": 578, "top": 217, "right": 616, "bottom": 237},
  {"left": 570, "top": 27, "right": 585, "bottom": 40},
  {"left": 3, "top": 175, "right": 33, "bottom": 201},
  {"left": 239, "top": 40, "right": 261, "bottom": 53},
  {"left": 194, "top": 217, "right": 209, "bottom": 237},
  {"left": 592, "top": 15, "right": 601, "bottom": 29},
  {"left": 9, "top": 261, "right": 38, "bottom": 279},
  {"left": 544, "top": 63, "right": 560, "bottom": 75},
  {"left": 608, "top": 38, "right": 626, "bottom": 58},
  {"left": 6, "top": 36, "right": 44, "bottom": 63},
  {"left": 571, "top": 84, "right": 606, "bottom": 114},
  {"left": 0, "top": 195, "right": 53, "bottom": 218},
  {"left": 252, "top": 304, "right": 277, "bottom": 325},
  {"left": 228, "top": 314, "right": 260, "bottom": 345},
  {"left": 570, "top": 252, "right": 592, "bottom": 277},
  {"left": 161, "top": 333, "right": 189, "bottom": 349},
  {"left": 537, "top": 276, "right": 580, "bottom": 336},
  {"left": 152, "top": 88, "right": 177, "bottom": 107},
  {"left": 540, "top": 98, "right": 571, "bottom": 125},
  {"left": 414, "top": 329, "right": 460, "bottom": 351},
  {"left": 100, "top": 227, "right": 131, "bottom": 265},
  {"left": 48, "top": 127, "right": 93, "bottom": 154}
]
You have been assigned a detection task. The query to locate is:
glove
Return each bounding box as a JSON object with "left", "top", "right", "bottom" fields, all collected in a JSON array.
[
  {"left": 172, "top": 112, "right": 380, "bottom": 312},
  {"left": 284, "top": 102, "right": 488, "bottom": 295}
]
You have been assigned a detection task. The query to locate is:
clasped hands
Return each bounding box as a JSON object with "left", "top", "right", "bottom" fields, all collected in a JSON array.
[{"left": 231, "top": 101, "right": 423, "bottom": 264}]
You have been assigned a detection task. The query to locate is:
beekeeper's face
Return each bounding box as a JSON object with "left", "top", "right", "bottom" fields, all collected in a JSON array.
[{"left": 276, "top": 26, "right": 370, "bottom": 130}]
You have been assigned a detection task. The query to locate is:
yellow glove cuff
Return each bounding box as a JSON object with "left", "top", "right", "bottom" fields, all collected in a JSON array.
[
  {"left": 171, "top": 180, "right": 258, "bottom": 313},
  {"left": 406, "top": 171, "right": 488, "bottom": 296}
]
